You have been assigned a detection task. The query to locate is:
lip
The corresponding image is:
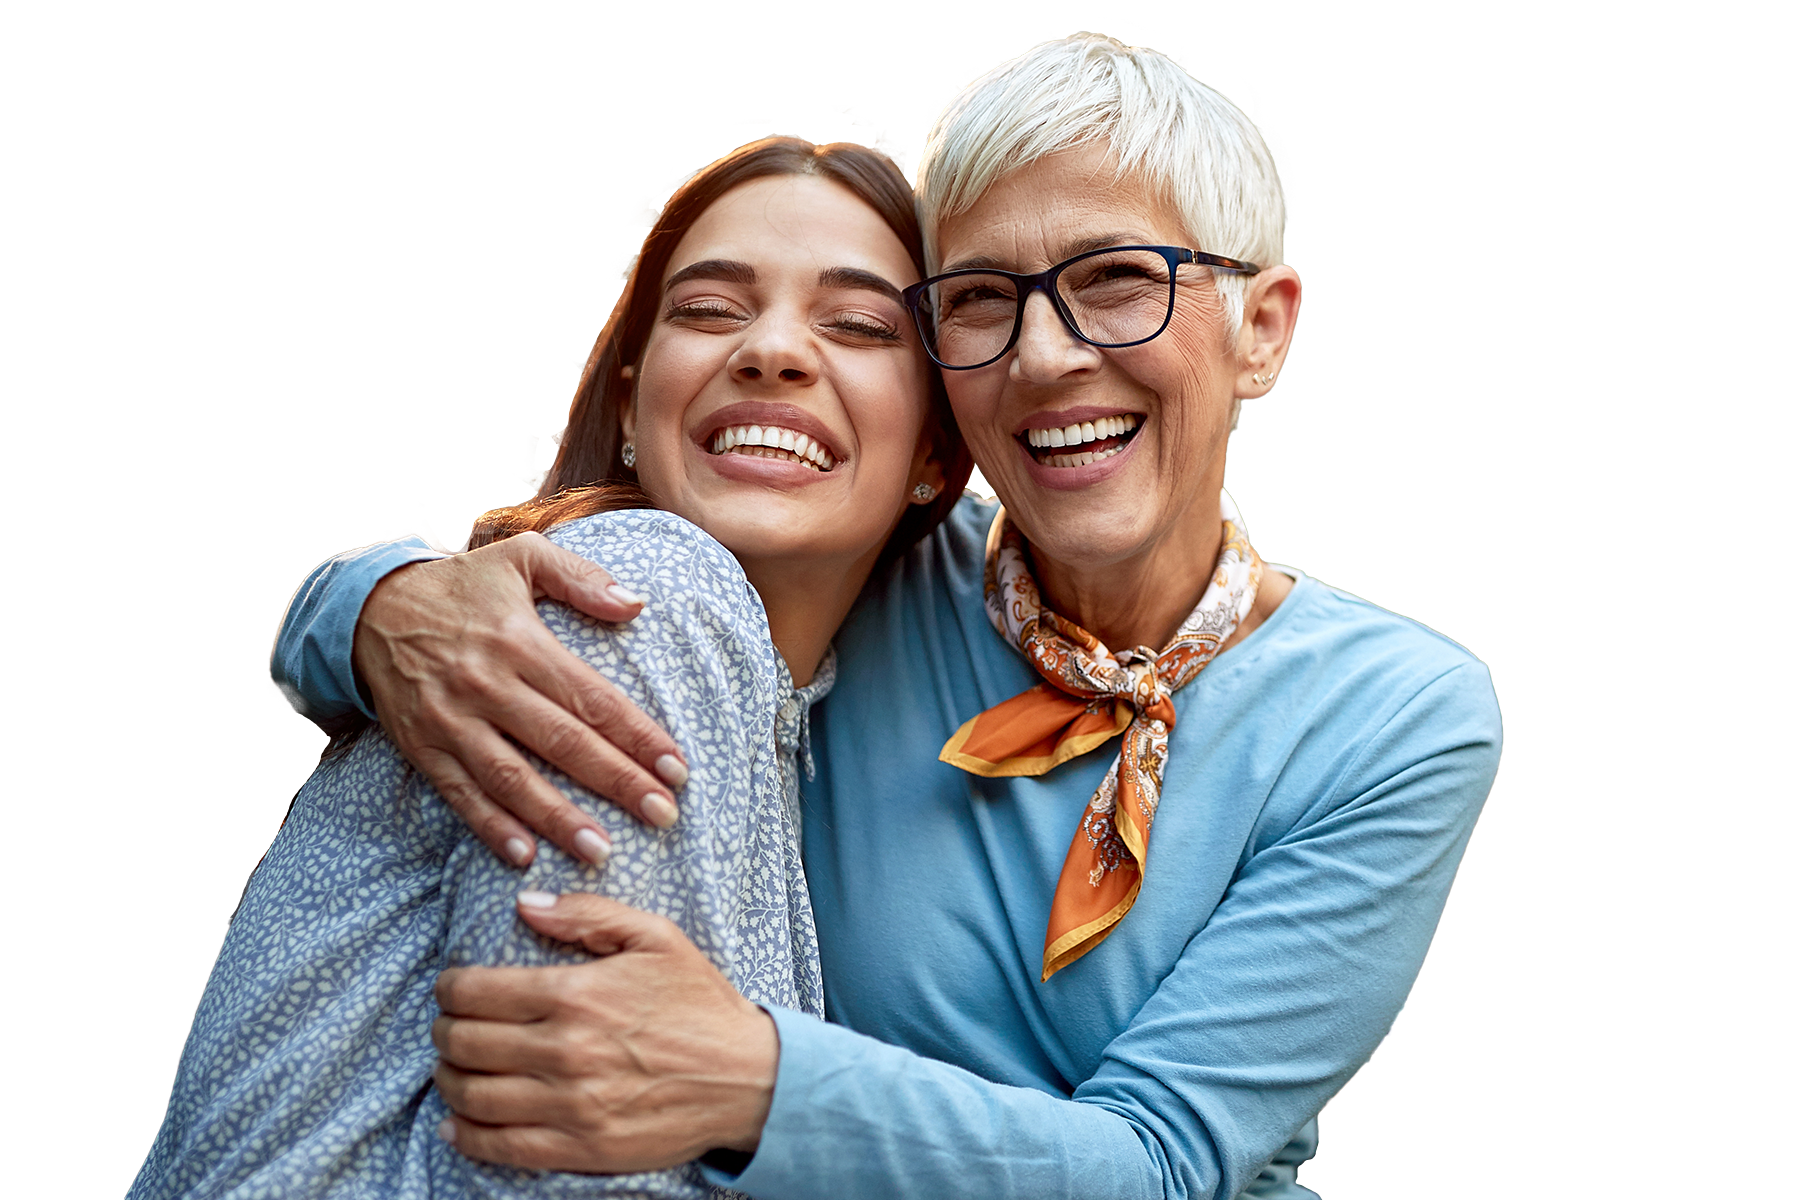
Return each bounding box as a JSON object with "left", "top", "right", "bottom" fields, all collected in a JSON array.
[
  {"left": 696, "top": 400, "right": 847, "bottom": 464},
  {"left": 1012, "top": 405, "right": 1146, "bottom": 435},
  {"left": 1013, "top": 414, "right": 1145, "bottom": 492}
]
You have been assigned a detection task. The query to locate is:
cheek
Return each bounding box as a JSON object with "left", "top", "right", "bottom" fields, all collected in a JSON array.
[
  {"left": 1146, "top": 305, "right": 1233, "bottom": 453},
  {"left": 844, "top": 352, "right": 936, "bottom": 472},
  {"left": 943, "top": 372, "right": 1008, "bottom": 452},
  {"left": 634, "top": 334, "right": 719, "bottom": 449}
]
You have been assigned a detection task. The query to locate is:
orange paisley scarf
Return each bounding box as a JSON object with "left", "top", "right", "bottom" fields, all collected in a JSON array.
[{"left": 939, "top": 499, "right": 1262, "bottom": 980}]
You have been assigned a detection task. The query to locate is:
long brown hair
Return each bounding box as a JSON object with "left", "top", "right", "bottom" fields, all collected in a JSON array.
[
  {"left": 225, "top": 126, "right": 972, "bottom": 867},
  {"left": 540, "top": 126, "right": 972, "bottom": 568}
]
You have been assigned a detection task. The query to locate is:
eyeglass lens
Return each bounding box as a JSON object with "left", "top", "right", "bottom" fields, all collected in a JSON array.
[{"left": 920, "top": 248, "right": 1175, "bottom": 368}]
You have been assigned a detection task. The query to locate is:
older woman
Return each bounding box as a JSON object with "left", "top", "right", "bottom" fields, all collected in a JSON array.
[{"left": 273, "top": 34, "right": 1500, "bottom": 1200}]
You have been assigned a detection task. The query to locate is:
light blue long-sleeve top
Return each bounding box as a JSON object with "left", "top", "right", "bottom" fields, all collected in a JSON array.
[
  {"left": 272, "top": 495, "right": 1502, "bottom": 1200},
  {"left": 137, "top": 510, "right": 830, "bottom": 1199}
]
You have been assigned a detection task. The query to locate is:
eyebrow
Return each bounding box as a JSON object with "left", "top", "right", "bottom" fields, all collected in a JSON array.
[
  {"left": 816, "top": 266, "right": 904, "bottom": 304},
  {"left": 664, "top": 259, "right": 903, "bottom": 304},
  {"left": 942, "top": 232, "right": 1158, "bottom": 274},
  {"left": 665, "top": 259, "right": 757, "bottom": 290}
]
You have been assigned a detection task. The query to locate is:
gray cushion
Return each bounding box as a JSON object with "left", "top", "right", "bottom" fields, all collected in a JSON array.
[{"left": 123, "top": 834, "right": 255, "bottom": 1194}]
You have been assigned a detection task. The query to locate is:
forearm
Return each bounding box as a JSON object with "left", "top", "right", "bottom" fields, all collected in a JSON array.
[
  {"left": 716, "top": 1009, "right": 1170, "bottom": 1200},
  {"left": 272, "top": 537, "right": 446, "bottom": 723}
]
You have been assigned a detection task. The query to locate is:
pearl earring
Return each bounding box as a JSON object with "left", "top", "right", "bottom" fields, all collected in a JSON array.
[
  {"left": 911, "top": 482, "right": 939, "bottom": 503},
  {"left": 621, "top": 442, "right": 636, "bottom": 469}
]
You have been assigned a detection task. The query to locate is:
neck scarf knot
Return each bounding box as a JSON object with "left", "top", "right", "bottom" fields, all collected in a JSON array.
[{"left": 940, "top": 499, "right": 1262, "bottom": 980}]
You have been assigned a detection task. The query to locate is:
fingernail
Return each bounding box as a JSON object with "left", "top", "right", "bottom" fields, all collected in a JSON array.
[
  {"left": 517, "top": 889, "right": 558, "bottom": 909},
  {"left": 654, "top": 754, "right": 689, "bottom": 788},
  {"left": 505, "top": 837, "right": 533, "bottom": 867},
  {"left": 605, "top": 583, "right": 643, "bottom": 606},
  {"left": 642, "top": 793, "right": 678, "bottom": 829},
  {"left": 573, "top": 827, "right": 612, "bottom": 865},
  {"left": 437, "top": 1117, "right": 456, "bottom": 1144}
]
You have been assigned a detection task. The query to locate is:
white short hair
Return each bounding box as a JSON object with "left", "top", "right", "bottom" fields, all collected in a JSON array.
[{"left": 918, "top": 32, "right": 1286, "bottom": 340}]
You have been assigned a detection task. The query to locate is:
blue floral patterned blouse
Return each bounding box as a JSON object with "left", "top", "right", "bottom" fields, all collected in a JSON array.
[{"left": 130, "top": 509, "right": 832, "bottom": 1199}]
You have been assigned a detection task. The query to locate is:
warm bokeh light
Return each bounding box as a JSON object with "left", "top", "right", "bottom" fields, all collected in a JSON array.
[{"left": 1454, "top": 464, "right": 1497, "bottom": 521}]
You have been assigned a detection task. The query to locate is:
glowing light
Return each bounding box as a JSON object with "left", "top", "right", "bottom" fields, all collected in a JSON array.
[{"left": 1454, "top": 464, "right": 1497, "bottom": 525}]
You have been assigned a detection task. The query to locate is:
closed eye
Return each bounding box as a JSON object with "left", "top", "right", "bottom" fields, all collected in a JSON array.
[{"left": 666, "top": 301, "right": 747, "bottom": 323}]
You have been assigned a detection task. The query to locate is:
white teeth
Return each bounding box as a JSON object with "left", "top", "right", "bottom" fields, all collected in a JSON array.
[
  {"left": 1041, "top": 443, "right": 1126, "bottom": 469},
  {"left": 706, "top": 424, "right": 836, "bottom": 471},
  {"left": 1024, "top": 415, "right": 1141, "bottom": 451}
]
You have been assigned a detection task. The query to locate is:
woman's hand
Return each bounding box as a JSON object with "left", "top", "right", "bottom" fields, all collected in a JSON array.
[
  {"left": 432, "top": 892, "right": 779, "bottom": 1172},
  {"left": 354, "top": 532, "right": 689, "bottom": 868}
]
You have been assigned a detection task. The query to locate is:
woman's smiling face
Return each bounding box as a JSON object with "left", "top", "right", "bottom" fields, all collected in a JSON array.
[
  {"left": 932, "top": 144, "right": 1242, "bottom": 576},
  {"left": 626, "top": 174, "right": 937, "bottom": 580}
]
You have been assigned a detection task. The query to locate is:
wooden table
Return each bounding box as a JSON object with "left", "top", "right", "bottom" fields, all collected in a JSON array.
[{"left": 1324, "top": 1057, "right": 1504, "bottom": 1115}]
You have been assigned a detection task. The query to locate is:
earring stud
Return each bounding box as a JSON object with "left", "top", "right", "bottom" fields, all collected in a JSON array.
[
  {"left": 1252, "top": 371, "right": 1277, "bottom": 386},
  {"left": 911, "top": 482, "right": 939, "bottom": 503},
  {"left": 621, "top": 441, "right": 636, "bottom": 469}
]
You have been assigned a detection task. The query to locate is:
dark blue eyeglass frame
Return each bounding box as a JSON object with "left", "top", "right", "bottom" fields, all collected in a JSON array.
[{"left": 901, "top": 244, "right": 1262, "bottom": 371}]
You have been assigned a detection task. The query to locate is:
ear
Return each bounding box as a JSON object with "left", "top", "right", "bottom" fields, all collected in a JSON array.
[
  {"left": 1233, "top": 266, "right": 1302, "bottom": 399},
  {"left": 906, "top": 426, "right": 952, "bottom": 504},
  {"left": 618, "top": 366, "right": 638, "bottom": 443}
]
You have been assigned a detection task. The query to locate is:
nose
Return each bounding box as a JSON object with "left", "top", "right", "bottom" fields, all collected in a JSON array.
[
  {"left": 728, "top": 309, "right": 819, "bottom": 386},
  {"left": 1009, "top": 289, "right": 1100, "bottom": 384}
]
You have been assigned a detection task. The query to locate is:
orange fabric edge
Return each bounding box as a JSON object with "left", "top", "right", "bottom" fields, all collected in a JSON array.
[
  {"left": 1041, "top": 879, "right": 1142, "bottom": 981},
  {"left": 938, "top": 708, "right": 1130, "bottom": 778}
]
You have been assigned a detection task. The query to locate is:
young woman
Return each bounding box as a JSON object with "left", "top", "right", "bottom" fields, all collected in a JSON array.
[{"left": 129, "top": 137, "right": 969, "bottom": 1199}]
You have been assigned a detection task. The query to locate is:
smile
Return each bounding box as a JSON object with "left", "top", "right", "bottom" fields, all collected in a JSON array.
[
  {"left": 1018, "top": 414, "right": 1140, "bottom": 468},
  {"left": 708, "top": 424, "right": 837, "bottom": 472}
]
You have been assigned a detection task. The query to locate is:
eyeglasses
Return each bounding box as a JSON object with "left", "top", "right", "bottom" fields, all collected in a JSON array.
[{"left": 902, "top": 244, "right": 1261, "bottom": 371}]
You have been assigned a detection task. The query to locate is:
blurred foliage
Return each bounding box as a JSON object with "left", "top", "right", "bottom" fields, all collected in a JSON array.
[
  {"left": 123, "top": 18, "right": 1476, "bottom": 788},
  {"left": 128, "top": 14, "right": 604, "bottom": 773}
]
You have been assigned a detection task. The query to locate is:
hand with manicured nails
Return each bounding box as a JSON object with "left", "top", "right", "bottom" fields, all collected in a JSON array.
[
  {"left": 353, "top": 532, "right": 691, "bottom": 869},
  {"left": 431, "top": 891, "right": 779, "bottom": 1172}
]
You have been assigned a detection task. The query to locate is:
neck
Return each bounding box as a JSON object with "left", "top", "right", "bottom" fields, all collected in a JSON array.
[
  {"left": 1032, "top": 488, "right": 1225, "bottom": 653},
  {"left": 736, "top": 547, "right": 881, "bottom": 687}
]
